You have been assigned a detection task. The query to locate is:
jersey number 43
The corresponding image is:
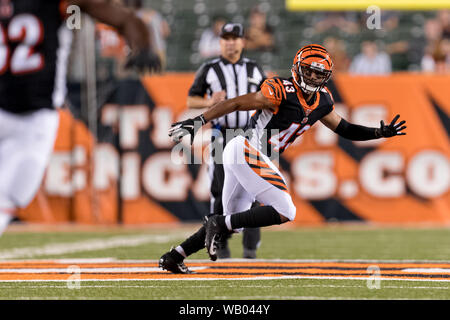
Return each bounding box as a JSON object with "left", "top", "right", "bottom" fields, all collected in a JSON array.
[
  {"left": 269, "top": 123, "right": 311, "bottom": 152},
  {"left": 0, "top": 14, "right": 44, "bottom": 75}
]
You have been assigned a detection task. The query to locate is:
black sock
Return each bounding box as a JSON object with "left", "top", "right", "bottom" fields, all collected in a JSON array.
[
  {"left": 230, "top": 206, "right": 283, "bottom": 229},
  {"left": 178, "top": 225, "right": 206, "bottom": 258}
]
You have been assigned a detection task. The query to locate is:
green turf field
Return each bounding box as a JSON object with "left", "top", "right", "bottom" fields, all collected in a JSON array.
[{"left": 0, "top": 223, "right": 449, "bottom": 300}]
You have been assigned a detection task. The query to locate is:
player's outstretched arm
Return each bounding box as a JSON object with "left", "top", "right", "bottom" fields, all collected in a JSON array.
[
  {"left": 321, "top": 110, "right": 407, "bottom": 140},
  {"left": 70, "top": 0, "right": 161, "bottom": 72},
  {"left": 202, "top": 91, "right": 275, "bottom": 122},
  {"left": 169, "top": 91, "right": 275, "bottom": 143}
]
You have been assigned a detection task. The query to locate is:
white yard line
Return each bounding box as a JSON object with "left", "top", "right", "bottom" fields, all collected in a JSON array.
[
  {"left": 0, "top": 266, "right": 208, "bottom": 273},
  {"left": 0, "top": 233, "right": 191, "bottom": 260},
  {"left": 0, "top": 284, "right": 447, "bottom": 290},
  {"left": 0, "top": 267, "right": 163, "bottom": 273}
]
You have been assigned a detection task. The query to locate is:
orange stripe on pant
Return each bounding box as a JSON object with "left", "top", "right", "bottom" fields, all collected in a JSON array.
[
  {"left": 244, "top": 155, "right": 271, "bottom": 168},
  {"left": 243, "top": 139, "right": 289, "bottom": 193}
]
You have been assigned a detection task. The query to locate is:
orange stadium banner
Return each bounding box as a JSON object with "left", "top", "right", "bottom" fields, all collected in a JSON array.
[{"left": 19, "top": 73, "right": 450, "bottom": 225}]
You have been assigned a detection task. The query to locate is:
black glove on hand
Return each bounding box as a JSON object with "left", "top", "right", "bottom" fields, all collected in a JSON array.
[
  {"left": 169, "top": 115, "right": 207, "bottom": 144},
  {"left": 125, "top": 48, "right": 162, "bottom": 73},
  {"left": 375, "top": 114, "right": 407, "bottom": 138}
]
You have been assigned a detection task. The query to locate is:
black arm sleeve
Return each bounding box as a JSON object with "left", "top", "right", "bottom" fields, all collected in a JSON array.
[{"left": 334, "top": 118, "right": 381, "bottom": 141}]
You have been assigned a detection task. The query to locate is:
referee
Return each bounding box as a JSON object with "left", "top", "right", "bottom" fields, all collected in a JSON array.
[{"left": 187, "top": 22, "right": 266, "bottom": 259}]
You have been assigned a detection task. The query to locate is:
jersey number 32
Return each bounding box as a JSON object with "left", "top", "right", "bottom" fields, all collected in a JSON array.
[{"left": 0, "top": 14, "right": 44, "bottom": 75}]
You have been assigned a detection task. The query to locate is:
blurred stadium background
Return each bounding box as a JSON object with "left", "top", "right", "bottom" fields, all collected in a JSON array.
[
  {"left": 11, "top": 0, "right": 450, "bottom": 232},
  {"left": 1, "top": 0, "right": 450, "bottom": 301}
]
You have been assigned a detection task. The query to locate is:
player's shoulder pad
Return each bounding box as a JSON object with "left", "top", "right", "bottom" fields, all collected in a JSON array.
[
  {"left": 262, "top": 77, "right": 284, "bottom": 93},
  {"left": 260, "top": 77, "right": 286, "bottom": 107}
]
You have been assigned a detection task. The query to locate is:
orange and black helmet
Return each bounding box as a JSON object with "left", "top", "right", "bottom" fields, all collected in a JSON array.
[{"left": 291, "top": 44, "right": 333, "bottom": 93}]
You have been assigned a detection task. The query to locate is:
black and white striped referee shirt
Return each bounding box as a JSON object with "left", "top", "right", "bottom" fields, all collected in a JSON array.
[{"left": 188, "top": 56, "right": 266, "bottom": 129}]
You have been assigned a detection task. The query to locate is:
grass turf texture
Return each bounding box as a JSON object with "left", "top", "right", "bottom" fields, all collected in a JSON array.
[{"left": 0, "top": 223, "right": 449, "bottom": 300}]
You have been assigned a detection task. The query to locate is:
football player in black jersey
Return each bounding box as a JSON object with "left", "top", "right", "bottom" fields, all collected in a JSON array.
[
  {"left": 0, "top": 0, "right": 160, "bottom": 236},
  {"left": 160, "top": 44, "right": 406, "bottom": 273}
]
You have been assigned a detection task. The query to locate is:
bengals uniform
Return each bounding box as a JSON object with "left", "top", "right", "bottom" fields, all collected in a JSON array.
[
  {"left": 170, "top": 44, "right": 336, "bottom": 226},
  {"left": 219, "top": 45, "right": 335, "bottom": 223},
  {"left": 164, "top": 44, "right": 406, "bottom": 268},
  {"left": 0, "top": 0, "right": 67, "bottom": 214},
  {"left": 0, "top": 0, "right": 71, "bottom": 113},
  {"left": 248, "top": 76, "right": 334, "bottom": 157},
  {"left": 221, "top": 77, "right": 334, "bottom": 223},
  {"left": 0, "top": 0, "right": 160, "bottom": 238}
]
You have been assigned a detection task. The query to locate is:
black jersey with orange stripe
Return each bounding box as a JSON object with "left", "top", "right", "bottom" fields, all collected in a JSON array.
[{"left": 248, "top": 76, "right": 334, "bottom": 157}]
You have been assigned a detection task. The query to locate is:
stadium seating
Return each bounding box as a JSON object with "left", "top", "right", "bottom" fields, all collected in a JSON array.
[{"left": 142, "top": 0, "right": 439, "bottom": 73}]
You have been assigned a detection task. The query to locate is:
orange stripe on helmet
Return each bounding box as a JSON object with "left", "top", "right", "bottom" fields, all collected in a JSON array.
[{"left": 294, "top": 44, "right": 333, "bottom": 71}]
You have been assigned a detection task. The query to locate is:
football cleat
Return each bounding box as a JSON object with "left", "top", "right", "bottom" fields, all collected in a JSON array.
[
  {"left": 204, "top": 215, "right": 225, "bottom": 261},
  {"left": 159, "top": 251, "right": 194, "bottom": 274}
]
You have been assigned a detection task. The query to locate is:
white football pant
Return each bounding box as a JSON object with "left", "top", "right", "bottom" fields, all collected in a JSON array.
[
  {"left": 0, "top": 108, "right": 59, "bottom": 212},
  {"left": 222, "top": 135, "right": 296, "bottom": 232}
]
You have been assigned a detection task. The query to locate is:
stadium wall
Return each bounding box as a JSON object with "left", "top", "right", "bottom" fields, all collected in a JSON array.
[{"left": 18, "top": 73, "right": 450, "bottom": 225}]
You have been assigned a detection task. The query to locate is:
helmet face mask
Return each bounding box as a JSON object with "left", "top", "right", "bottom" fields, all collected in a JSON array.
[{"left": 291, "top": 44, "right": 333, "bottom": 94}]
